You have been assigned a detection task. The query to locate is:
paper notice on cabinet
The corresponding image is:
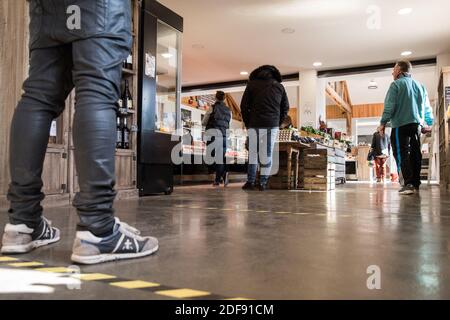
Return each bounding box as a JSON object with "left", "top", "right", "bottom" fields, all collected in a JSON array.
[
  {"left": 49, "top": 120, "right": 57, "bottom": 137},
  {"left": 145, "top": 53, "right": 156, "bottom": 78}
]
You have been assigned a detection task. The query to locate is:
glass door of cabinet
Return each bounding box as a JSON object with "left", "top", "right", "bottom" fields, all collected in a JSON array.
[{"left": 155, "top": 21, "right": 181, "bottom": 134}]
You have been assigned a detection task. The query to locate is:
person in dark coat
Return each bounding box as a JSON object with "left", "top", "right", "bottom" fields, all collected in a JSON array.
[
  {"left": 203, "top": 91, "right": 232, "bottom": 186},
  {"left": 240, "top": 65, "right": 289, "bottom": 191}
]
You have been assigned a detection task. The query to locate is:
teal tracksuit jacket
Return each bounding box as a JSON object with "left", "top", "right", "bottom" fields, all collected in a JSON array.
[{"left": 380, "top": 74, "right": 434, "bottom": 128}]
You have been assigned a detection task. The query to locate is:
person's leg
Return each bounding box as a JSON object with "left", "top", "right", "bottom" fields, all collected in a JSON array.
[
  {"left": 8, "top": 46, "right": 74, "bottom": 229},
  {"left": 409, "top": 125, "right": 422, "bottom": 188},
  {"left": 214, "top": 135, "right": 225, "bottom": 184},
  {"left": 71, "top": 37, "right": 128, "bottom": 237},
  {"left": 2, "top": 46, "right": 73, "bottom": 253},
  {"left": 70, "top": 36, "right": 159, "bottom": 264},
  {"left": 246, "top": 128, "right": 258, "bottom": 185},
  {"left": 380, "top": 158, "right": 387, "bottom": 180},
  {"left": 374, "top": 158, "right": 382, "bottom": 180},
  {"left": 396, "top": 125, "right": 416, "bottom": 194},
  {"left": 259, "top": 128, "right": 278, "bottom": 186}
]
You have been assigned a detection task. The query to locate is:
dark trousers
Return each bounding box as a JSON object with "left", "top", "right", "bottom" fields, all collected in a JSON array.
[
  {"left": 207, "top": 135, "right": 228, "bottom": 183},
  {"left": 8, "top": 0, "right": 132, "bottom": 235},
  {"left": 391, "top": 123, "right": 422, "bottom": 187}
]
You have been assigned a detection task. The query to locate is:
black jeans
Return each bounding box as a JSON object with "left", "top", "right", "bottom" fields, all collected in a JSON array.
[
  {"left": 7, "top": 0, "right": 132, "bottom": 235},
  {"left": 391, "top": 123, "right": 422, "bottom": 187},
  {"left": 206, "top": 135, "right": 228, "bottom": 183}
]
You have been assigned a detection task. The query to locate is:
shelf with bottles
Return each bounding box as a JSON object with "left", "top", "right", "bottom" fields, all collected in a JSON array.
[
  {"left": 122, "top": 51, "right": 136, "bottom": 77},
  {"left": 117, "top": 77, "right": 135, "bottom": 114}
]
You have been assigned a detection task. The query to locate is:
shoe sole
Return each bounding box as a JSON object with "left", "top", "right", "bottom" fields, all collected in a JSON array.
[
  {"left": 70, "top": 245, "right": 159, "bottom": 265},
  {"left": 399, "top": 190, "right": 415, "bottom": 195},
  {"left": 1, "top": 236, "right": 61, "bottom": 254}
]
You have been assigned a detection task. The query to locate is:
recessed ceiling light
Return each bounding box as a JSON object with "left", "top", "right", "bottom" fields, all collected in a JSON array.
[
  {"left": 368, "top": 80, "right": 378, "bottom": 90},
  {"left": 161, "top": 53, "right": 173, "bottom": 59},
  {"left": 281, "top": 28, "right": 295, "bottom": 34},
  {"left": 192, "top": 44, "right": 205, "bottom": 49},
  {"left": 401, "top": 51, "right": 412, "bottom": 56},
  {"left": 398, "top": 8, "right": 413, "bottom": 15},
  {"left": 240, "top": 71, "right": 249, "bottom": 76},
  {"left": 313, "top": 62, "right": 323, "bottom": 67}
]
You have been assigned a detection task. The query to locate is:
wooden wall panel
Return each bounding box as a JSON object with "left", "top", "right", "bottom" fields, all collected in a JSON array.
[
  {"left": 288, "top": 108, "right": 298, "bottom": 128},
  {"left": 327, "top": 103, "right": 385, "bottom": 120},
  {"left": 42, "top": 148, "right": 68, "bottom": 195},
  {"left": 0, "top": 1, "right": 29, "bottom": 196},
  {"left": 115, "top": 152, "right": 135, "bottom": 190}
]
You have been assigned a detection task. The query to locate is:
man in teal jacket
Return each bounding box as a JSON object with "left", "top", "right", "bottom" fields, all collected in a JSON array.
[{"left": 378, "top": 60, "right": 434, "bottom": 195}]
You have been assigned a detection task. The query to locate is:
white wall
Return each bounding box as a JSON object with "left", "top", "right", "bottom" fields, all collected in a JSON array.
[{"left": 326, "top": 65, "right": 437, "bottom": 105}]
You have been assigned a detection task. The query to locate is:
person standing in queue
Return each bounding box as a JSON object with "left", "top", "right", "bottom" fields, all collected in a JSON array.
[
  {"left": 202, "top": 91, "right": 232, "bottom": 187},
  {"left": 1, "top": 0, "right": 158, "bottom": 264},
  {"left": 378, "top": 60, "right": 434, "bottom": 195},
  {"left": 240, "top": 65, "right": 289, "bottom": 191}
]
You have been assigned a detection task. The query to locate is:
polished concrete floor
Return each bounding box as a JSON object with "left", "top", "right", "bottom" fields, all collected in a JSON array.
[{"left": 1, "top": 182, "right": 450, "bottom": 300}]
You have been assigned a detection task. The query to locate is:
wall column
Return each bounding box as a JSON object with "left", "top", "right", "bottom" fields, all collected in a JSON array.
[{"left": 298, "top": 70, "right": 326, "bottom": 128}]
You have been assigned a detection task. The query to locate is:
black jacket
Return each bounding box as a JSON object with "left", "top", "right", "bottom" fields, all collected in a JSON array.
[
  {"left": 205, "top": 101, "right": 231, "bottom": 136},
  {"left": 371, "top": 132, "right": 391, "bottom": 156},
  {"left": 240, "top": 65, "right": 290, "bottom": 128}
]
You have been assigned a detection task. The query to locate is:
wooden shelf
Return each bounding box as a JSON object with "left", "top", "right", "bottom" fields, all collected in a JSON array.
[
  {"left": 118, "top": 108, "right": 136, "bottom": 115},
  {"left": 122, "top": 68, "right": 136, "bottom": 77},
  {"left": 115, "top": 149, "right": 134, "bottom": 155}
]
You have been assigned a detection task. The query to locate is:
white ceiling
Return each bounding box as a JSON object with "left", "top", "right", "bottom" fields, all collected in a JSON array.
[{"left": 159, "top": 0, "right": 450, "bottom": 86}]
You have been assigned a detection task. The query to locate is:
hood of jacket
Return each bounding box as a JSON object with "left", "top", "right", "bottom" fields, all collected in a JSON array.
[{"left": 249, "top": 65, "right": 282, "bottom": 83}]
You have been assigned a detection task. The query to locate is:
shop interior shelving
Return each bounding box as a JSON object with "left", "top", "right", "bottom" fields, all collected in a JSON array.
[{"left": 438, "top": 67, "right": 450, "bottom": 189}]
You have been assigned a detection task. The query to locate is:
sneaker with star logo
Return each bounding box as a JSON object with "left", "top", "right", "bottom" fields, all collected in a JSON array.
[
  {"left": 71, "top": 218, "right": 159, "bottom": 265},
  {"left": 1, "top": 218, "right": 60, "bottom": 254}
]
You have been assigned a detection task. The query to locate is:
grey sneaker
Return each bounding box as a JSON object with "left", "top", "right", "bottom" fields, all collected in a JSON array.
[
  {"left": 71, "top": 218, "right": 159, "bottom": 265},
  {"left": 1, "top": 218, "right": 60, "bottom": 254},
  {"left": 399, "top": 184, "right": 415, "bottom": 195}
]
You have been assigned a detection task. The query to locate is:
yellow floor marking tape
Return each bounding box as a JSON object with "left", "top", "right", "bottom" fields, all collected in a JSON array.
[
  {"left": 35, "top": 267, "right": 73, "bottom": 273},
  {"left": 110, "top": 280, "right": 160, "bottom": 289},
  {"left": 76, "top": 273, "right": 117, "bottom": 281},
  {"left": 155, "top": 288, "right": 211, "bottom": 299},
  {"left": 8, "top": 261, "right": 45, "bottom": 267},
  {"left": 0, "top": 256, "right": 18, "bottom": 262}
]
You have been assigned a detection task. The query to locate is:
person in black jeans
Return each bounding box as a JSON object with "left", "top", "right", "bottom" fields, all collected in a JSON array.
[
  {"left": 378, "top": 60, "right": 434, "bottom": 195},
  {"left": 203, "top": 91, "right": 232, "bottom": 187},
  {"left": 1, "top": 0, "right": 158, "bottom": 264}
]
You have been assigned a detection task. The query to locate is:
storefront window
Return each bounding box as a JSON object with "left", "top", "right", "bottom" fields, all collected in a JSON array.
[{"left": 155, "top": 21, "right": 181, "bottom": 134}]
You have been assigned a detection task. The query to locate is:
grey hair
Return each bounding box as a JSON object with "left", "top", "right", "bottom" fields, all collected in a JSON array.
[{"left": 396, "top": 60, "right": 413, "bottom": 73}]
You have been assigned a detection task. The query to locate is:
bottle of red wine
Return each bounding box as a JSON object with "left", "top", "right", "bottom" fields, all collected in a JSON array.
[
  {"left": 123, "top": 117, "right": 130, "bottom": 149},
  {"left": 123, "top": 80, "right": 133, "bottom": 110},
  {"left": 116, "top": 117, "right": 123, "bottom": 149}
]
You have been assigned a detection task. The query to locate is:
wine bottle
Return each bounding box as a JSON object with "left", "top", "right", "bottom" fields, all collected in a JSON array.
[
  {"left": 49, "top": 120, "right": 57, "bottom": 144},
  {"left": 116, "top": 117, "right": 123, "bottom": 149},
  {"left": 125, "top": 53, "right": 133, "bottom": 70},
  {"left": 122, "top": 80, "right": 133, "bottom": 111},
  {"left": 123, "top": 117, "right": 130, "bottom": 149}
]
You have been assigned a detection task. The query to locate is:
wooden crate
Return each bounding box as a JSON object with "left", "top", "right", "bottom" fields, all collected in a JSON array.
[{"left": 301, "top": 147, "right": 336, "bottom": 191}]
